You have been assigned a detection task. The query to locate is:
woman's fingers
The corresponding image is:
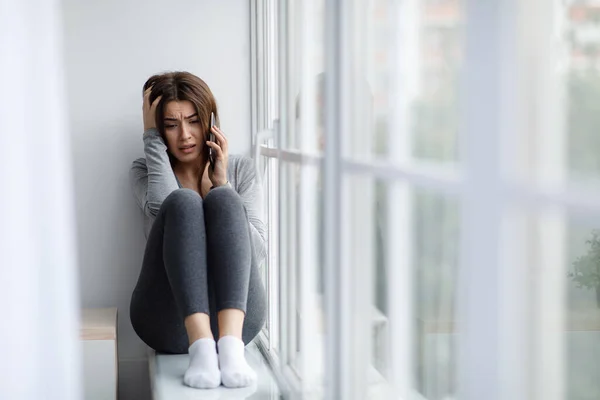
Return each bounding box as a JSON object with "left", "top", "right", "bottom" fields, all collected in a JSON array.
[
  {"left": 206, "top": 140, "right": 225, "bottom": 159},
  {"left": 211, "top": 126, "right": 227, "bottom": 140},
  {"left": 206, "top": 126, "right": 229, "bottom": 186},
  {"left": 211, "top": 126, "right": 228, "bottom": 150},
  {"left": 142, "top": 87, "right": 159, "bottom": 131},
  {"left": 143, "top": 90, "right": 153, "bottom": 113},
  {"left": 150, "top": 95, "right": 162, "bottom": 110},
  {"left": 143, "top": 86, "right": 154, "bottom": 107}
]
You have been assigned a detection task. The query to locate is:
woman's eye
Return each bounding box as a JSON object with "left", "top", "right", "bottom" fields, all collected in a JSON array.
[
  {"left": 165, "top": 124, "right": 177, "bottom": 129},
  {"left": 190, "top": 120, "right": 199, "bottom": 124}
]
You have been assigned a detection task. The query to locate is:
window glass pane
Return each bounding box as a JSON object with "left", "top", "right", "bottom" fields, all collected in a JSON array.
[
  {"left": 262, "top": 154, "right": 279, "bottom": 345},
  {"left": 412, "top": 0, "right": 463, "bottom": 162},
  {"left": 294, "top": 163, "right": 325, "bottom": 394},
  {"left": 373, "top": 180, "right": 389, "bottom": 375},
  {"left": 366, "top": 0, "right": 464, "bottom": 162},
  {"left": 279, "top": 160, "right": 299, "bottom": 367},
  {"left": 269, "top": 0, "right": 279, "bottom": 126},
  {"left": 343, "top": 174, "right": 385, "bottom": 396},
  {"left": 413, "top": 188, "right": 459, "bottom": 399},
  {"left": 517, "top": 210, "right": 600, "bottom": 399},
  {"left": 280, "top": 160, "right": 324, "bottom": 378},
  {"left": 372, "top": 182, "right": 459, "bottom": 399},
  {"left": 367, "top": 1, "right": 394, "bottom": 158},
  {"left": 290, "top": 0, "right": 325, "bottom": 153},
  {"left": 566, "top": 218, "right": 600, "bottom": 399},
  {"left": 564, "top": 1, "right": 600, "bottom": 181}
]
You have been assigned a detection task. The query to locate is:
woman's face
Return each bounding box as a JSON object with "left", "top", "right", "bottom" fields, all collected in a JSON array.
[{"left": 163, "top": 100, "right": 204, "bottom": 163}]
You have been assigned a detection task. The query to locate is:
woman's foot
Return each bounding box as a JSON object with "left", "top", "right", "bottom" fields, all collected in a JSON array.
[
  {"left": 184, "top": 338, "right": 221, "bottom": 389},
  {"left": 217, "top": 336, "right": 257, "bottom": 388}
]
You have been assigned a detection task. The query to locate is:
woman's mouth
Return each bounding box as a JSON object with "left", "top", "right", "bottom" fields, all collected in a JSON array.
[{"left": 180, "top": 144, "right": 196, "bottom": 154}]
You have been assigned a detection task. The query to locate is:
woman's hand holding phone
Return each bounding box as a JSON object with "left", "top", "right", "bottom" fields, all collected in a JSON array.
[{"left": 206, "top": 124, "right": 229, "bottom": 188}]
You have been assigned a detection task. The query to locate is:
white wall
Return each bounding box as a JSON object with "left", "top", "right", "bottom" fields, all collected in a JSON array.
[{"left": 61, "top": 1, "right": 251, "bottom": 398}]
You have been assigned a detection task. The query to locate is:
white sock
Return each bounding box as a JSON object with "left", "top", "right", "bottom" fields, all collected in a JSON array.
[
  {"left": 183, "top": 338, "right": 221, "bottom": 389},
  {"left": 217, "top": 336, "right": 257, "bottom": 388}
]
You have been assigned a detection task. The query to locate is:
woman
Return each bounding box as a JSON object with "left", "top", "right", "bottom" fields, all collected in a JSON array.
[{"left": 129, "top": 71, "right": 267, "bottom": 389}]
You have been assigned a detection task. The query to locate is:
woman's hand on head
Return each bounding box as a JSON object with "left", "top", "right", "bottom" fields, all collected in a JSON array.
[
  {"left": 143, "top": 87, "right": 162, "bottom": 131},
  {"left": 206, "top": 126, "right": 229, "bottom": 187}
]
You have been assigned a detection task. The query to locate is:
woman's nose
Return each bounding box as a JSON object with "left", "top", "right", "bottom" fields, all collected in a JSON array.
[{"left": 181, "top": 124, "right": 192, "bottom": 139}]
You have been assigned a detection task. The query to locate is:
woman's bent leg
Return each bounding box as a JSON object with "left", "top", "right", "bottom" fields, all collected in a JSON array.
[
  {"left": 203, "top": 186, "right": 267, "bottom": 342},
  {"left": 203, "top": 186, "right": 267, "bottom": 388},
  {"left": 130, "top": 189, "right": 212, "bottom": 354},
  {"left": 206, "top": 253, "right": 266, "bottom": 344},
  {"left": 240, "top": 250, "right": 267, "bottom": 344},
  {"left": 203, "top": 186, "right": 252, "bottom": 313}
]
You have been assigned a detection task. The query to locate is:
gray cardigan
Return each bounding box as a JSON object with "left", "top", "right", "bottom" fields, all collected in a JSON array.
[{"left": 129, "top": 128, "right": 266, "bottom": 262}]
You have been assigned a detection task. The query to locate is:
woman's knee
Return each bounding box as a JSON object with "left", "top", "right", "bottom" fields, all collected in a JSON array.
[
  {"left": 203, "top": 186, "right": 244, "bottom": 214},
  {"left": 161, "top": 189, "right": 203, "bottom": 215}
]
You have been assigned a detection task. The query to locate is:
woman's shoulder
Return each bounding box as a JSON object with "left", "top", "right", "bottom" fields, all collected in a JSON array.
[
  {"left": 227, "top": 154, "right": 257, "bottom": 188},
  {"left": 229, "top": 154, "right": 252, "bottom": 166},
  {"left": 228, "top": 154, "right": 253, "bottom": 170}
]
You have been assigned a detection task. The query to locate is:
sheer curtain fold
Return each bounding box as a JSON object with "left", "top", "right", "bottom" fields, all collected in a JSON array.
[{"left": 0, "top": 1, "right": 81, "bottom": 399}]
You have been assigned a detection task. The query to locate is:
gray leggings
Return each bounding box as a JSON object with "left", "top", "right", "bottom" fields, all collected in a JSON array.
[{"left": 130, "top": 187, "right": 267, "bottom": 354}]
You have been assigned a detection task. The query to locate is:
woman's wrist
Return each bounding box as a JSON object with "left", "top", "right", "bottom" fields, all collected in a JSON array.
[{"left": 210, "top": 180, "right": 230, "bottom": 190}]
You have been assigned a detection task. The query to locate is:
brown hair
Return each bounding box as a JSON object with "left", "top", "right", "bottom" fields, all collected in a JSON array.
[{"left": 143, "top": 71, "right": 219, "bottom": 163}]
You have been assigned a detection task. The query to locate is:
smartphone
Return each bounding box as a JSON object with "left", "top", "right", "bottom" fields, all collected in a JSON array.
[{"left": 208, "top": 112, "right": 216, "bottom": 169}]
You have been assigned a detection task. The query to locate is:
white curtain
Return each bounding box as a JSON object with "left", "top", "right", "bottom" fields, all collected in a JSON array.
[{"left": 0, "top": 0, "right": 81, "bottom": 399}]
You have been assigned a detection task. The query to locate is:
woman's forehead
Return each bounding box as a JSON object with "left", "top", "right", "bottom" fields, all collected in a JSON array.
[{"left": 164, "top": 100, "right": 196, "bottom": 117}]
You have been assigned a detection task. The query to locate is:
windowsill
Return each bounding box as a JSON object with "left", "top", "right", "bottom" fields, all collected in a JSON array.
[{"left": 148, "top": 342, "right": 281, "bottom": 399}]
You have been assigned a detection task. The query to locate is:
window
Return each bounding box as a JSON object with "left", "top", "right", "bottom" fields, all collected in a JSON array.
[
  {"left": 563, "top": 2, "right": 600, "bottom": 398},
  {"left": 252, "top": 0, "right": 600, "bottom": 399}
]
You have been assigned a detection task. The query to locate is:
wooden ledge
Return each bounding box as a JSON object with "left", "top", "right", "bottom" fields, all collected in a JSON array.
[{"left": 80, "top": 308, "right": 118, "bottom": 341}]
